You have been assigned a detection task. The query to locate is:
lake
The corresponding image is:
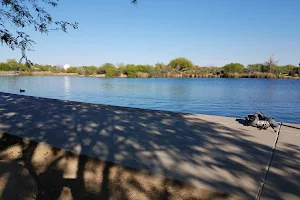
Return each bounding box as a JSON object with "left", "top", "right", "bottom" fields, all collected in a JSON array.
[{"left": 0, "top": 76, "right": 299, "bottom": 124}]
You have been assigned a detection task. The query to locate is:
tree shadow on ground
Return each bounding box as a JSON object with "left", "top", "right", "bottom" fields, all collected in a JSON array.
[
  {"left": 259, "top": 142, "right": 300, "bottom": 200},
  {"left": 0, "top": 92, "right": 299, "bottom": 200},
  {"left": 1, "top": 134, "right": 233, "bottom": 200}
]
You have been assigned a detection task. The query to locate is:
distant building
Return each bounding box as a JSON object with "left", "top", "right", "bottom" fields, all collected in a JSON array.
[{"left": 63, "top": 64, "right": 70, "bottom": 70}]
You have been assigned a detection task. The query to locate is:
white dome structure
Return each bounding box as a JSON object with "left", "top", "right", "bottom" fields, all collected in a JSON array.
[{"left": 63, "top": 64, "right": 70, "bottom": 70}]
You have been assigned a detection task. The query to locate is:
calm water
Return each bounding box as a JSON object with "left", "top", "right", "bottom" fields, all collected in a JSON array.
[{"left": 0, "top": 76, "right": 299, "bottom": 123}]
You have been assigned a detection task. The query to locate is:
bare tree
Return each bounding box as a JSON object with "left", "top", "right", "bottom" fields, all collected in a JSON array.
[{"left": 264, "top": 55, "right": 279, "bottom": 73}]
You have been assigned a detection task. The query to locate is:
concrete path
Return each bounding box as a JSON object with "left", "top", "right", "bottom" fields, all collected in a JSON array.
[
  {"left": 0, "top": 92, "right": 298, "bottom": 199},
  {"left": 260, "top": 124, "right": 300, "bottom": 200}
]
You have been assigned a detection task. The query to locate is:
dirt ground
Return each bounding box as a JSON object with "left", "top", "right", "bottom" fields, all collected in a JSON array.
[{"left": 0, "top": 133, "right": 240, "bottom": 200}]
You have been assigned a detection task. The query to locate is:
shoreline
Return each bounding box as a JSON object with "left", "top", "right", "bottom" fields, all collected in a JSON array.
[{"left": 0, "top": 71, "right": 299, "bottom": 79}]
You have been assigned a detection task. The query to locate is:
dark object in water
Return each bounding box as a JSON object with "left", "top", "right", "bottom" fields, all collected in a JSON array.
[
  {"left": 245, "top": 112, "right": 278, "bottom": 130},
  {"left": 20, "top": 89, "right": 25, "bottom": 93}
]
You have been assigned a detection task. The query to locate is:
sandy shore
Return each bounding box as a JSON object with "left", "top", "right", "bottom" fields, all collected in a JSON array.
[{"left": 0, "top": 92, "right": 299, "bottom": 199}]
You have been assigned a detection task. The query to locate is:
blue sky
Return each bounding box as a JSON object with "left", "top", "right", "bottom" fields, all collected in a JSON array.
[{"left": 1, "top": 0, "right": 299, "bottom": 67}]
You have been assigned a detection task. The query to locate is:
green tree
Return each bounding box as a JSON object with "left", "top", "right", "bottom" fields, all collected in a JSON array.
[
  {"left": 98, "top": 63, "right": 115, "bottom": 74},
  {"left": 76, "top": 67, "right": 85, "bottom": 75},
  {"left": 223, "top": 63, "right": 244, "bottom": 76},
  {"left": 124, "top": 64, "right": 153, "bottom": 77},
  {"left": 35, "top": 64, "right": 53, "bottom": 72},
  {"left": 6, "top": 59, "right": 20, "bottom": 71},
  {"left": 116, "top": 63, "right": 126, "bottom": 74},
  {"left": 289, "top": 67, "right": 300, "bottom": 76},
  {"left": 67, "top": 67, "right": 78, "bottom": 73},
  {"left": 278, "top": 64, "right": 297, "bottom": 75},
  {"left": 106, "top": 67, "right": 121, "bottom": 77},
  {"left": 155, "top": 62, "right": 165, "bottom": 69},
  {"left": 136, "top": 64, "right": 153, "bottom": 73},
  {"left": 0, "top": 62, "right": 10, "bottom": 71},
  {"left": 19, "top": 63, "right": 30, "bottom": 71},
  {"left": 247, "top": 64, "right": 264, "bottom": 73},
  {"left": 149, "top": 63, "right": 168, "bottom": 77},
  {"left": 118, "top": 66, "right": 126, "bottom": 74},
  {"left": 83, "top": 66, "right": 97, "bottom": 75},
  {"left": 124, "top": 64, "right": 139, "bottom": 77},
  {"left": 102, "top": 63, "right": 115, "bottom": 69},
  {"left": 168, "top": 57, "right": 194, "bottom": 71}
]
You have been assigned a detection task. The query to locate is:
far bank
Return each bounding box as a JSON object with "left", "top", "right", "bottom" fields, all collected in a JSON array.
[{"left": 0, "top": 71, "right": 299, "bottom": 79}]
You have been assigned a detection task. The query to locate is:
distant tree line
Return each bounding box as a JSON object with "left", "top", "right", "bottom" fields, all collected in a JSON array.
[{"left": 0, "top": 57, "right": 299, "bottom": 78}]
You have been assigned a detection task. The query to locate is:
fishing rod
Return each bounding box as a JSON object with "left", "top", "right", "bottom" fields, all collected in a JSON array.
[{"left": 247, "top": 94, "right": 265, "bottom": 115}]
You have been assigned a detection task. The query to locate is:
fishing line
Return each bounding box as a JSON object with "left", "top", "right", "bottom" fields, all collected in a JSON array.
[{"left": 247, "top": 94, "right": 265, "bottom": 115}]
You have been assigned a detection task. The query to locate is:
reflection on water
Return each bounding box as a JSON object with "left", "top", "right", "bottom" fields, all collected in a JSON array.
[
  {"left": 64, "top": 76, "right": 70, "bottom": 99},
  {"left": 0, "top": 77, "right": 299, "bottom": 123}
]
